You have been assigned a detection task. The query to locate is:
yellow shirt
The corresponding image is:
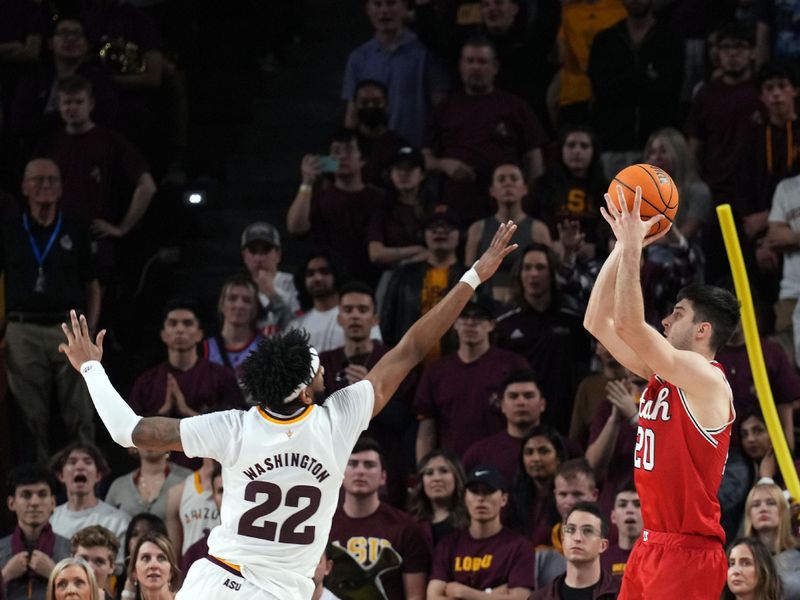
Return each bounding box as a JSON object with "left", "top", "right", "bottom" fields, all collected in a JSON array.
[
  {"left": 558, "top": 0, "right": 626, "bottom": 107},
  {"left": 420, "top": 266, "right": 449, "bottom": 363}
]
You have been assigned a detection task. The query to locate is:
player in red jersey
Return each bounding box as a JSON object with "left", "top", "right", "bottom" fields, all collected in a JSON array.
[{"left": 584, "top": 186, "right": 740, "bottom": 600}]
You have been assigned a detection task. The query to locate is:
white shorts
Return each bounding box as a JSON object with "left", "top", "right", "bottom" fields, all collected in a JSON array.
[{"left": 176, "top": 558, "right": 281, "bottom": 600}]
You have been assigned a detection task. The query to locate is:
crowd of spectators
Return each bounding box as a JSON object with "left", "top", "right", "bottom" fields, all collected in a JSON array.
[{"left": 2, "top": 0, "right": 800, "bottom": 598}]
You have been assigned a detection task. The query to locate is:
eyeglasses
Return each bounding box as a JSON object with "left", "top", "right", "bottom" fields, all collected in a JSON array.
[
  {"left": 562, "top": 524, "right": 602, "bottom": 538},
  {"left": 26, "top": 175, "right": 61, "bottom": 186}
]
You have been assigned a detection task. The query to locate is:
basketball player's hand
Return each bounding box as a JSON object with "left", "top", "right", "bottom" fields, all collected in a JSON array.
[
  {"left": 28, "top": 550, "right": 54, "bottom": 578},
  {"left": 473, "top": 220, "right": 519, "bottom": 282},
  {"left": 59, "top": 310, "right": 106, "bottom": 370},
  {"left": 601, "top": 185, "right": 668, "bottom": 248},
  {"left": 3, "top": 552, "right": 28, "bottom": 580}
]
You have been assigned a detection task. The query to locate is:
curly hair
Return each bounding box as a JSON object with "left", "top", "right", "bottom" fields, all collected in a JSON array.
[{"left": 240, "top": 328, "right": 315, "bottom": 413}]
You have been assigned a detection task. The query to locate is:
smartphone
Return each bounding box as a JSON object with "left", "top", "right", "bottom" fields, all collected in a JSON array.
[{"left": 318, "top": 155, "right": 339, "bottom": 174}]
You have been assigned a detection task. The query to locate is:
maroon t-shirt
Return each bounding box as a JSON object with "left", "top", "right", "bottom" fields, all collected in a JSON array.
[
  {"left": 431, "top": 528, "right": 535, "bottom": 591},
  {"left": 310, "top": 184, "right": 386, "bottom": 283},
  {"left": 361, "top": 130, "right": 409, "bottom": 187},
  {"left": 587, "top": 399, "right": 636, "bottom": 516},
  {"left": 42, "top": 126, "right": 149, "bottom": 223},
  {"left": 367, "top": 200, "right": 426, "bottom": 249},
  {"left": 600, "top": 543, "right": 631, "bottom": 583},
  {"left": 129, "top": 358, "right": 245, "bottom": 468},
  {"left": 427, "top": 89, "right": 548, "bottom": 223},
  {"left": 414, "top": 347, "right": 530, "bottom": 457},
  {"left": 328, "top": 503, "right": 431, "bottom": 600},
  {"left": 685, "top": 79, "right": 760, "bottom": 202},
  {"left": 462, "top": 430, "right": 522, "bottom": 486},
  {"left": 716, "top": 338, "right": 800, "bottom": 444}
]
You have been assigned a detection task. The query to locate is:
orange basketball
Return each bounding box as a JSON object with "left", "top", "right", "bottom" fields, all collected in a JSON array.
[{"left": 607, "top": 164, "right": 679, "bottom": 238}]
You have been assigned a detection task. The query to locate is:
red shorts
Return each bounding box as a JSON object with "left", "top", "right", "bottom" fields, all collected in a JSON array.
[{"left": 618, "top": 530, "right": 727, "bottom": 600}]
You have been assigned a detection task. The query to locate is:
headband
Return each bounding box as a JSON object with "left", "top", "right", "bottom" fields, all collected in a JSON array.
[{"left": 283, "top": 347, "right": 320, "bottom": 403}]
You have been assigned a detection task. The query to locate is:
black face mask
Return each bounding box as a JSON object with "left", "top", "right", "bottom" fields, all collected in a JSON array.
[{"left": 357, "top": 106, "right": 388, "bottom": 128}]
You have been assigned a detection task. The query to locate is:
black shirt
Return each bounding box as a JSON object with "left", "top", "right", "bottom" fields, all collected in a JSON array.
[
  {"left": 561, "top": 581, "right": 596, "bottom": 600},
  {"left": 0, "top": 210, "right": 97, "bottom": 313}
]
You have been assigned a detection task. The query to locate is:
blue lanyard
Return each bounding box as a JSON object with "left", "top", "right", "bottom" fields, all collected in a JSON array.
[{"left": 22, "top": 211, "right": 63, "bottom": 268}]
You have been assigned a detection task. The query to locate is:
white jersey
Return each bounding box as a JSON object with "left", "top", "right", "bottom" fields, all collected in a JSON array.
[
  {"left": 180, "top": 380, "right": 374, "bottom": 599},
  {"left": 179, "top": 471, "right": 221, "bottom": 554}
]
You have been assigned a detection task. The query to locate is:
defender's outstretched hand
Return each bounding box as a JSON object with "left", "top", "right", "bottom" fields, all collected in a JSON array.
[
  {"left": 601, "top": 185, "right": 669, "bottom": 247},
  {"left": 59, "top": 309, "right": 106, "bottom": 371},
  {"left": 473, "top": 220, "right": 519, "bottom": 282}
]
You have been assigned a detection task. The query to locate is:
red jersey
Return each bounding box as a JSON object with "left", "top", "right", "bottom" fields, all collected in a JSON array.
[{"left": 634, "top": 361, "right": 734, "bottom": 543}]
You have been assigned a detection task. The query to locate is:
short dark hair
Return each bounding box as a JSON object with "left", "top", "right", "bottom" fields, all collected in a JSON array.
[
  {"left": 57, "top": 74, "right": 93, "bottom": 97},
  {"left": 461, "top": 33, "right": 498, "bottom": 60},
  {"left": 556, "top": 458, "right": 596, "bottom": 487},
  {"left": 294, "top": 250, "right": 344, "bottom": 311},
  {"left": 338, "top": 281, "right": 376, "bottom": 308},
  {"left": 351, "top": 436, "right": 385, "bottom": 470},
  {"left": 49, "top": 441, "right": 110, "bottom": 479},
  {"left": 565, "top": 501, "right": 610, "bottom": 538},
  {"left": 7, "top": 464, "right": 57, "bottom": 496},
  {"left": 614, "top": 479, "right": 637, "bottom": 498},
  {"left": 71, "top": 525, "right": 120, "bottom": 558},
  {"left": 716, "top": 22, "right": 755, "bottom": 46},
  {"left": 675, "top": 284, "right": 740, "bottom": 352},
  {"left": 757, "top": 61, "right": 798, "bottom": 90},
  {"left": 329, "top": 127, "right": 366, "bottom": 157},
  {"left": 240, "top": 329, "right": 316, "bottom": 413},
  {"left": 123, "top": 513, "right": 167, "bottom": 563},
  {"left": 354, "top": 79, "right": 388, "bottom": 100},
  {"left": 161, "top": 297, "right": 203, "bottom": 329},
  {"left": 501, "top": 369, "right": 541, "bottom": 395}
]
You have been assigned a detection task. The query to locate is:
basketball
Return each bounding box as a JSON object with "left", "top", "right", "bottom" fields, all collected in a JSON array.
[{"left": 607, "top": 163, "right": 679, "bottom": 237}]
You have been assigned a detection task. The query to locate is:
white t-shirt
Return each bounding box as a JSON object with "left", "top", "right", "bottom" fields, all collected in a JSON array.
[
  {"left": 769, "top": 174, "right": 800, "bottom": 299},
  {"left": 50, "top": 500, "right": 130, "bottom": 568},
  {"left": 288, "top": 307, "right": 382, "bottom": 353},
  {"left": 179, "top": 380, "right": 375, "bottom": 598}
]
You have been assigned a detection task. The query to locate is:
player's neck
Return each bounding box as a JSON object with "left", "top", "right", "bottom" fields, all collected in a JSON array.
[
  {"left": 564, "top": 559, "right": 601, "bottom": 588},
  {"left": 168, "top": 348, "right": 198, "bottom": 371},
  {"left": 457, "top": 340, "right": 490, "bottom": 363},
  {"left": 18, "top": 521, "right": 48, "bottom": 543},
  {"left": 468, "top": 518, "right": 502, "bottom": 540},
  {"left": 344, "top": 337, "right": 374, "bottom": 358},
  {"left": 342, "top": 493, "right": 381, "bottom": 518},
  {"left": 67, "top": 491, "right": 98, "bottom": 512},
  {"left": 221, "top": 321, "right": 253, "bottom": 347}
]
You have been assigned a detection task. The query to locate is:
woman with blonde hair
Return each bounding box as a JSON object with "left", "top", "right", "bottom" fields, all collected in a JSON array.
[
  {"left": 643, "top": 127, "right": 712, "bottom": 242},
  {"left": 47, "top": 557, "right": 101, "bottom": 600},
  {"left": 126, "top": 532, "right": 180, "bottom": 599},
  {"left": 744, "top": 481, "right": 800, "bottom": 597}
]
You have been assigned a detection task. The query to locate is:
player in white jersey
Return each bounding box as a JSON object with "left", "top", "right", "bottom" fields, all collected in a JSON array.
[{"left": 59, "top": 222, "right": 518, "bottom": 599}]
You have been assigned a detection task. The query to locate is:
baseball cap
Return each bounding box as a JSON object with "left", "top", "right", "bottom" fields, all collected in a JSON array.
[
  {"left": 465, "top": 465, "right": 507, "bottom": 492},
  {"left": 459, "top": 298, "right": 494, "bottom": 321},
  {"left": 390, "top": 146, "right": 425, "bottom": 170},
  {"left": 423, "top": 204, "right": 461, "bottom": 230},
  {"left": 241, "top": 222, "right": 281, "bottom": 249}
]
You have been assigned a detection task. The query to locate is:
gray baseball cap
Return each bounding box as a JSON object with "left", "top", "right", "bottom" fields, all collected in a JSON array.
[{"left": 241, "top": 222, "right": 281, "bottom": 249}]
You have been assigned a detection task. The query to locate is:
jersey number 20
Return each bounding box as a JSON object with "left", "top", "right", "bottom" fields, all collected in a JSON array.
[
  {"left": 634, "top": 426, "right": 655, "bottom": 471},
  {"left": 238, "top": 481, "right": 321, "bottom": 544}
]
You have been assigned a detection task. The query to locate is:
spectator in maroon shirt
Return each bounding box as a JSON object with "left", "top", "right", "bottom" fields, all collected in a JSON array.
[
  {"left": 319, "top": 281, "right": 418, "bottom": 506},
  {"left": 327, "top": 437, "right": 430, "bottom": 600},
  {"left": 45, "top": 75, "right": 156, "bottom": 252},
  {"left": 600, "top": 481, "right": 642, "bottom": 584},
  {"left": 496, "top": 243, "right": 592, "bottom": 433},
  {"left": 424, "top": 35, "right": 548, "bottom": 225},
  {"left": 462, "top": 368, "right": 546, "bottom": 485},
  {"left": 128, "top": 299, "right": 245, "bottom": 468},
  {"left": 415, "top": 298, "right": 530, "bottom": 461},
  {"left": 686, "top": 22, "right": 761, "bottom": 283},
  {"left": 507, "top": 426, "right": 567, "bottom": 548},
  {"left": 287, "top": 128, "right": 386, "bottom": 286},
  {"left": 179, "top": 462, "right": 222, "bottom": 575},
  {"left": 351, "top": 79, "right": 410, "bottom": 188},
  {"left": 367, "top": 146, "right": 432, "bottom": 269},
  {"left": 407, "top": 449, "right": 470, "bottom": 549},
  {"left": 585, "top": 372, "right": 642, "bottom": 515},
  {"left": 427, "top": 465, "right": 535, "bottom": 599},
  {"left": 532, "top": 502, "right": 619, "bottom": 600}
]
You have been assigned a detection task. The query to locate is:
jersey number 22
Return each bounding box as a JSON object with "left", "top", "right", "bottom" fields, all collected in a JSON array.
[{"left": 238, "top": 481, "right": 321, "bottom": 544}]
